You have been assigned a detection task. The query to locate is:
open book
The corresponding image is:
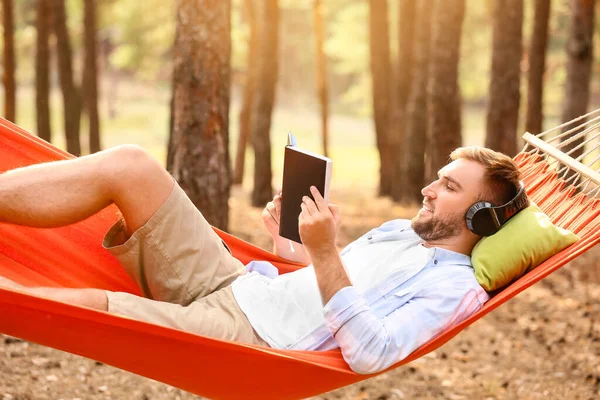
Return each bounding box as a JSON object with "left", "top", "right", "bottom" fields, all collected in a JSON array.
[{"left": 279, "top": 133, "right": 333, "bottom": 243}]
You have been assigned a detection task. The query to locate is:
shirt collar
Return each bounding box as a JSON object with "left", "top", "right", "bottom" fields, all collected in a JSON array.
[{"left": 426, "top": 245, "right": 472, "bottom": 267}]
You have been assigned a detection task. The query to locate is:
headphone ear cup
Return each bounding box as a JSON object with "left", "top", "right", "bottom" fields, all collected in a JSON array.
[{"left": 466, "top": 202, "right": 497, "bottom": 236}]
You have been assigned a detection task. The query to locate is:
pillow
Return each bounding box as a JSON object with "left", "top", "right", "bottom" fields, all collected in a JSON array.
[{"left": 472, "top": 204, "right": 579, "bottom": 292}]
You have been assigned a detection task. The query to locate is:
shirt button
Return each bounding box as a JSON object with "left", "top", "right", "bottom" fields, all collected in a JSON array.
[
  {"left": 367, "top": 236, "right": 372, "bottom": 240},
  {"left": 434, "top": 260, "right": 438, "bottom": 265}
]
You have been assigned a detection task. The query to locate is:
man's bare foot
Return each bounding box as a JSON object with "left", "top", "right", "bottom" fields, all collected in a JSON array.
[{"left": 0, "top": 276, "right": 24, "bottom": 290}]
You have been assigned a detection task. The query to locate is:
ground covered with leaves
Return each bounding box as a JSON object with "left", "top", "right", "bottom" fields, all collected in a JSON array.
[{"left": 1, "top": 186, "right": 600, "bottom": 400}]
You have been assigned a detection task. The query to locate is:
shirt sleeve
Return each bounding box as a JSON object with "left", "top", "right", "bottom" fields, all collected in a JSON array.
[{"left": 323, "top": 284, "right": 484, "bottom": 374}]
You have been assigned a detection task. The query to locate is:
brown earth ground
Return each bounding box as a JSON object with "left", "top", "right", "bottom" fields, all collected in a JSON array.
[{"left": 1, "top": 185, "right": 600, "bottom": 400}]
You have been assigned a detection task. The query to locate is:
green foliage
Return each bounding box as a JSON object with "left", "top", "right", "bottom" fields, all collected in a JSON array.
[
  {"left": 460, "top": 0, "right": 492, "bottom": 103},
  {"left": 102, "top": 0, "right": 174, "bottom": 80},
  {"left": 2, "top": 0, "right": 598, "bottom": 120},
  {"left": 231, "top": 0, "right": 248, "bottom": 77},
  {"left": 325, "top": 1, "right": 370, "bottom": 116}
]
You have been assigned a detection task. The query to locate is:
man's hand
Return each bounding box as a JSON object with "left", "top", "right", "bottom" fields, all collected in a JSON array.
[
  {"left": 298, "top": 186, "right": 341, "bottom": 257},
  {"left": 298, "top": 186, "right": 349, "bottom": 304},
  {"left": 261, "top": 190, "right": 311, "bottom": 264},
  {"left": 261, "top": 190, "right": 283, "bottom": 239}
]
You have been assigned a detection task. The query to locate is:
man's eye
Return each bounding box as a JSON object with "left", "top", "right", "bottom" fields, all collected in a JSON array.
[{"left": 446, "top": 184, "right": 454, "bottom": 191}]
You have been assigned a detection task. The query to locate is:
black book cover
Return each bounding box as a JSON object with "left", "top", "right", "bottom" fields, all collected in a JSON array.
[{"left": 279, "top": 138, "right": 332, "bottom": 244}]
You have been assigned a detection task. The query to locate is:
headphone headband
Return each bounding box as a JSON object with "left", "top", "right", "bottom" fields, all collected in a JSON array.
[{"left": 465, "top": 181, "right": 529, "bottom": 236}]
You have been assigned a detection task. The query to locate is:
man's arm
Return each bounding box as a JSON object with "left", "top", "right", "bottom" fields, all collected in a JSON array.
[
  {"left": 298, "top": 186, "right": 349, "bottom": 303},
  {"left": 322, "top": 285, "right": 484, "bottom": 374},
  {"left": 298, "top": 188, "right": 485, "bottom": 374}
]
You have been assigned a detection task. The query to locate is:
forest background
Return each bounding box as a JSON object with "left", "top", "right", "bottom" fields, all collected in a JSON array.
[{"left": 3, "top": 0, "right": 600, "bottom": 216}]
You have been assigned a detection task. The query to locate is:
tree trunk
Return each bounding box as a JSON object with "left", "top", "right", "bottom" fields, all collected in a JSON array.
[
  {"left": 369, "top": 0, "right": 393, "bottom": 197},
  {"left": 171, "top": 0, "right": 232, "bottom": 230},
  {"left": 313, "top": 0, "right": 329, "bottom": 158},
  {"left": 50, "top": 0, "right": 81, "bottom": 156},
  {"left": 233, "top": 0, "right": 257, "bottom": 185},
  {"left": 166, "top": 75, "right": 176, "bottom": 173},
  {"left": 251, "top": 0, "right": 279, "bottom": 207},
  {"left": 402, "top": 0, "right": 434, "bottom": 204},
  {"left": 390, "top": 0, "right": 416, "bottom": 202},
  {"left": 2, "top": 0, "right": 16, "bottom": 122},
  {"left": 166, "top": 27, "right": 178, "bottom": 173},
  {"left": 485, "top": 0, "right": 523, "bottom": 157},
  {"left": 427, "top": 0, "right": 465, "bottom": 183},
  {"left": 396, "top": 1, "right": 416, "bottom": 118},
  {"left": 35, "top": 0, "right": 51, "bottom": 142},
  {"left": 525, "top": 0, "right": 551, "bottom": 135},
  {"left": 560, "top": 0, "right": 595, "bottom": 160},
  {"left": 82, "top": 0, "right": 101, "bottom": 153}
]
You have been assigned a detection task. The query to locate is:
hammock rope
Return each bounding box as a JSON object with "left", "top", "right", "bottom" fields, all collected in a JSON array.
[
  {"left": 522, "top": 108, "right": 600, "bottom": 189},
  {"left": 1, "top": 113, "right": 600, "bottom": 399}
]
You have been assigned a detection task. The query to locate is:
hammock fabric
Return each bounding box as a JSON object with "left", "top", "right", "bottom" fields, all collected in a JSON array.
[{"left": 1, "top": 118, "right": 599, "bottom": 400}]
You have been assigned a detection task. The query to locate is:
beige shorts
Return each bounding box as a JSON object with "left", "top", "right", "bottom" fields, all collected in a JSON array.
[{"left": 102, "top": 178, "right": 268, "bottom": 346}]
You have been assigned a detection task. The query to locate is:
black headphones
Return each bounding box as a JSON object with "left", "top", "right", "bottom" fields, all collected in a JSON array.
[{"left": 465, "top": 181, "right": 529, "bottom": 237}]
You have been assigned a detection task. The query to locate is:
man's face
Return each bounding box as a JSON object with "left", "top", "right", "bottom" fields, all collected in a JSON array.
[{"left": 412, "top": 159, "right": 486, "bottom": 241}]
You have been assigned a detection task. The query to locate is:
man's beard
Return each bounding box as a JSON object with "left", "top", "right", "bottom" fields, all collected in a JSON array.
[{"left": 411, "top": 211, "right": 464, "bottom": 241}]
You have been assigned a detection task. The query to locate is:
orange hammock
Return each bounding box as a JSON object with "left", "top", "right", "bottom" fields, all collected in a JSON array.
[{"left": 1, "top": 117, "right": 600, "bottom": 400}]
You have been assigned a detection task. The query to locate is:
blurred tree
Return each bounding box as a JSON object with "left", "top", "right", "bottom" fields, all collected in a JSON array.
[
  {"left": 485, "top": 0, "right": 523, "bottom": 157},
  {"left": 105, "top": 0, "right": 174, "bottom": 80},
  {"left": 2, "top": 0, "right": 16, "bottom": 122},
  {"left": 171, "top": 0, "right": 232, "bottom": 230},
  {"left": 233, "top": 0, "right": 257, "bottom": 185},
  {"left": 369, "top": 0, "right": 393, "bottom": 197},
  {"left": 560, "top": 0, "right": 595, "bottom": 159},
  {"left": 395, "top": 0, "right": 415, "bottom": 122},
  {"left": 166, "top": 82, "right": 175, "bottom": 172},
  {"left": 251, "top": 0, "right": 279, "bottom": 207},
  {"left": 313, "top": 0, "right": 329, "bottom": 158},
  {"left": 326, "top": 2, "right": 370, "bottom": 116},
  {"left": 82, "top": 0, "right": 101, "bottom": 153},
  {"left": 166, "top": 27, "right": 178, "bottom": 173},
  {"left": 51, "top": 0, "right": 82, "bottom": 155},
  {"left": 403, "top": 0, "right": 433, "bottom": 204},
  {"left": 525, "top": 0, "right": 551, "bottom": 135},
  {"left": 95, "top": 0, "right": 173, "bottom": 120},
  {"left": 428, "top": 0, "right": 465, "bottom": 183},
  {"left": 390, "top": 0, "right": 415, "bottom": 202},
  {"left": 35, "top": 0, "right": 51, "bottom": 143}
]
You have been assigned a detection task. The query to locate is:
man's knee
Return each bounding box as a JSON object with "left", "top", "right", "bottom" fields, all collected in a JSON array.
[
  {"left": 100, "top": 145, "right": 174, "bottom": 232},
  {"left": 102, "top": 145, "right": 170, "bottom": 188},
  {"left": 104, "top": 144, "right": 156, "bottom": 175}
]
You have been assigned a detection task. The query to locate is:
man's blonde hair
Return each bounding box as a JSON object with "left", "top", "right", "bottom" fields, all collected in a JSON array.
[{"left": 450, "top": 147, "right": 522, "bottom": 206}]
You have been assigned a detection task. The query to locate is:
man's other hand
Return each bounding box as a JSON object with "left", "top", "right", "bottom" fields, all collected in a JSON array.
[
  {"left": 299, "top": 186, "right": 341, "bottom": 257},
  {"left": 262, "top": 190, "right": 312, "bottom": 264},
  {"left": 261, "top": 190, "right": 282, "bottom": 239}
]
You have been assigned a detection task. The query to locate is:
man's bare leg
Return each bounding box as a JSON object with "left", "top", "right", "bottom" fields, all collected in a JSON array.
[
  {"left": 0, "top": 144, "right": 174, "bottom": 234},
  {"left": 0, "top": 145, "right": 175, "bottom": 309},
  {"left": 0, "top": 276, "right": 107, "bottom": 311}
]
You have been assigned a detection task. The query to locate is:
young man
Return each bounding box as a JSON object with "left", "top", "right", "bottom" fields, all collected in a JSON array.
[{"left": 0, "top": 145, "right": 523, "bottom": 374}]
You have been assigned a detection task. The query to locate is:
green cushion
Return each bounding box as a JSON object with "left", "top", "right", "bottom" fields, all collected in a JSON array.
[{"left": 472, "top": 204, "right": 579, "bottom": 292}]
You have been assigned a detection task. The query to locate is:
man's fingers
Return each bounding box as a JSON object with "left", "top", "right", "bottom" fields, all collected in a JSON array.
[
  {"left": 299, "top": 204, "right": 308, "bottom": 223},
  {"left": 329, "top": 204, "right": 340, "bottom": 219},
  {"left": 273, "top": 194, "right": 282, "bottom": 219},
  {"left": 300, "top": 202, "right": 311, "bottom": 216},
  {"left": 266, "top": 201, "right": 278, "bottom": 221},
  {"left": 302, "top": 196, "right": 319, "bottom": 215},
  {"left": 309, "top": 186, "right": 328, "bottom": 211}
]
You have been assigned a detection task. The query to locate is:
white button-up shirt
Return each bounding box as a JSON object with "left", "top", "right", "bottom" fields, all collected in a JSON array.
[{"left": 231, "top": 219, "right": 489, "bottom": 374}]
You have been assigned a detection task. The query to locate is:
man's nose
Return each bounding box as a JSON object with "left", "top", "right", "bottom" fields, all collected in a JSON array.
[{"left": 421, "top": 181, "right": 436, "bottom": 198}]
